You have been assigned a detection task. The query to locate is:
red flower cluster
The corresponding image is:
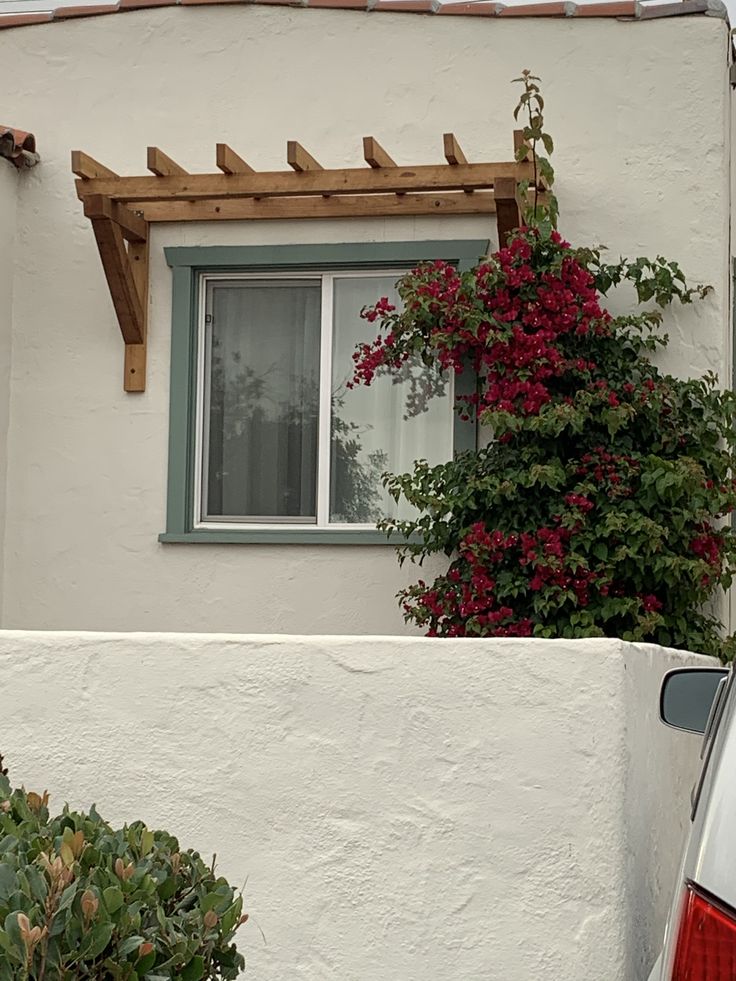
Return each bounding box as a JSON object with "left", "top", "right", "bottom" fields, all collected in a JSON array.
[
  {"left": 350, "top": 230, "right": 610, "bottom": 422},
  {"left": 691, "top": 528, "right": 723, "bottom": 569},
  {"left": 575, "top": 447, "right": 639, "bottom": 495},
  {"left": 406, "top": 518, "right": 608, "bottom": 636},
  {"left": 564, "top": 493, "right": 594, "bottom": 513}
]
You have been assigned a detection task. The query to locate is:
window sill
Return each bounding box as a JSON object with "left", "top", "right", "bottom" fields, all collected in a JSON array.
[{"left": 158, "top": 529, "right": 412, "bottom": 545}]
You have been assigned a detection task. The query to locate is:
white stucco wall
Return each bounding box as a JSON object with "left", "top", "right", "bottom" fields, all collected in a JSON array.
[
  {"left": 0, "top": 162, "right": 17, "bottom": 617},
  {"left": 0, "top": 633, "right": 710, "bottom": 980},
  {"left": 0, "top": 9, "right": 730, "bottom": 632}
]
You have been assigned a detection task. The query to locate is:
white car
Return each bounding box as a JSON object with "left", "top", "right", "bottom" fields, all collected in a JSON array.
[{"left": 647, "top": 663, "right": 735, "bottom": 980}]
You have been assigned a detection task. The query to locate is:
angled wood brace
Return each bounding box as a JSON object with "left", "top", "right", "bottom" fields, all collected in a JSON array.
[{"left": 82, "top": 194, "right": 149, "bottom": 392}]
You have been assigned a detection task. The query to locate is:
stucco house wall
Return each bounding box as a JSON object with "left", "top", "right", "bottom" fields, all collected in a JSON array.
[
  {"left": 0, "top": 633, "right": 711, "bottom": 981},
  {"left": 0, "top": 6, "right": 731, "bottom": 633}
]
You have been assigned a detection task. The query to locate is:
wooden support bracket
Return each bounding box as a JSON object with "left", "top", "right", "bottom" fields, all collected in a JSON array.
[
  {"left": 82, "top": 192, "right": 149, "bottom": 391},
  {"left": 494, "top": 176, "right": 520, "bottom": 247}
]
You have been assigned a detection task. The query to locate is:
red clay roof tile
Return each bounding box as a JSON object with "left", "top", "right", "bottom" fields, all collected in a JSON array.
[
  {"left": 373, "top": 0, "right": 439, "bottom": 10},
  {"left": 0, "top": 11, "right": 53, "bottom": 26},
  {"left": 573, "top": 0, "right": 635, "bottom": 13},
  {"left": 437, "top": 2, "right": 498, "bottom": 14},
  {"left": 118, "top": 0, "right": 176, "bottom": 9},
  {"left": 0, "top": 0, "right": 726, "bottom": 29},
  {"left": 306, "top": 0, "right": 370, "bottom": 9},
  {"left": 0, "top": 126, "right": 38, "bottom": 168},
  {"left": 497, "top": 1, "right": 569, "bottom": 13},
  {"left": 54, "top": 3, "right": 120, "bottom": 16}
]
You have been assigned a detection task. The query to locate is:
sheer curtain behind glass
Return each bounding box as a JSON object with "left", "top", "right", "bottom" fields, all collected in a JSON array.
[
  {"left": 331, "top": 275, "right": 454, "bottom": 523},
  {"left": 205, "top": 280, "right": 321, "bottom": 521}
]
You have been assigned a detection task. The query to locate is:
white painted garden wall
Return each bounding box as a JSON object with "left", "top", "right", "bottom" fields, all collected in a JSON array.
[
  {"left": 0, "top": 633, "right": 711, "bottom": 980},
  {"left": 0, "top": 8, "right": 731, "bottom": 633}
]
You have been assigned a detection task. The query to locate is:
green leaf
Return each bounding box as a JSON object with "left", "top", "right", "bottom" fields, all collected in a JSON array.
[
  {"left": 181, "top": 955, "right": 205, "bottom": 981},
  {"left": 118, "top": 934, "right": 146, "bottom": 957},
  {"left": 103, "top": 885, "right": 124, "bottom": 914},
  {"left": 141, "top": 829, "right": 155, "bottom": 856},
  {"left": 79, "top": 922, "right": 114, "bottom": 961},
  {"left": 57, "top": 881, "right": 78, "bottom": 913}
]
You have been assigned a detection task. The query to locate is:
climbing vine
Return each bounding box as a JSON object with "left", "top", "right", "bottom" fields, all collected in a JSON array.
[{"left": 351, "top": 72, "right": 736, "bottom": 659}]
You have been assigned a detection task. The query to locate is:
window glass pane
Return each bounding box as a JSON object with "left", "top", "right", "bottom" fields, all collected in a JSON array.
[
  {"left": 204, "top": 279, "right": 321, "bottom": 521},
  {"left": 331, "top": 275, "right": 453, "bottom": 523}
]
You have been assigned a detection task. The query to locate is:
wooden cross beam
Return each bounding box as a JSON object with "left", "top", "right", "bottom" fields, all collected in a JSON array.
[{"left": 73, "top": 132, "right": 533, "bottom": 391}]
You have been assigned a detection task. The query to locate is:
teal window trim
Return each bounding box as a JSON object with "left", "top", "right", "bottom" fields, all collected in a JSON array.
[{"left": 161, "top": 239, "right": 488, "bottom": 545}]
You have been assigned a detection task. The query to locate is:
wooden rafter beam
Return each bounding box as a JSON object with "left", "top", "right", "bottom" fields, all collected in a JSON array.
[
  {"left": 136, "top": 191, "right": 499, "bottom": 222},
  {"left": 75, "top": 161, "right": 531, "bottom": 204},
  {"left": 147, "top": 147, "right": 188, "bottom": 177},
  {"left": 287, "top": 141, "right": 322, "bottom": 173},
  {"left": 363, "top": 137, "right": 396, "bottom": 169},
  {"left": 71, "top": 150, "right": 117, "bottom": 180},
  {"left": 443, "top": 133, "right": 468, "bottom": 166},
  {"left": 216, "top": 143, "right": 254, "bottom": 175}
]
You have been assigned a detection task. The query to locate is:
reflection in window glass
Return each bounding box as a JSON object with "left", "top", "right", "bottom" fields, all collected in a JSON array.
[
  {"left": 330, "top": 275, "right": 453, "bottom": 523},
  {"left": 205, "top": 280, "right": 321, "bottom": 521}
]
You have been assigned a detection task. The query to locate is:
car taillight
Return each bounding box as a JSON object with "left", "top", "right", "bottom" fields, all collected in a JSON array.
[{"left": 671, "top": 884, "right": 736, "bottom": 980}]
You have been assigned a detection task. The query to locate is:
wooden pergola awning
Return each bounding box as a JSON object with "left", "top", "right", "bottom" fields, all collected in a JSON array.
[{"left": 73, "top": 132, "right": 530, "bottom": 392}]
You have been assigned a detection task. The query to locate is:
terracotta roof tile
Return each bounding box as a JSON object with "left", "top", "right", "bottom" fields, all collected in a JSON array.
[
  {"left": 497, "top": 1, "right": 569, "bottom": 13},
  {"left": 180, "top": 0, "right": 248, "bottom": 5},
  {"left": 0, "top": 125, "right": 38, "bottom": 168},
  {"left": 54, "top": 3, "right": 120, "bottom": 16},
  {"left": 437, "top": 3, "right": 497, "bottom": 14},
  {"left": 306, "top": 0, "right": 370, "bottom": 9},
  {"left": 0, "top": 11, "right": 53, "bottom": 26},
  {"left": 573, "top": 0, "right": 635, "bottom": 13},
  {"left": 373, "top": 0, "right": 439, "bottom": 9},
  {"left": 0, "top": 0, "right": 727, "bottom": 29},
  {"left": 118, "top": 0, "right": 176, "bottom": 9}
]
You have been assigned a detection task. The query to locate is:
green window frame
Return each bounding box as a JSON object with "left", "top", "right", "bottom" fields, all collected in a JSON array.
[{"left": 160, "top": 239, "right": 488, "bottom": 545}]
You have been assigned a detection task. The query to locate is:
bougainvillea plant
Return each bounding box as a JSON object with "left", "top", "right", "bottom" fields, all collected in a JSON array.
[{"left": 351, "top": 71, "right": 736, "bottom": 659}]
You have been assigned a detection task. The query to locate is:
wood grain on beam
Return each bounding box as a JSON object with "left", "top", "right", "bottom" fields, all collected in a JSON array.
[
  {"left": 83, "top": 194, "right": 148, "bottom": 243},
  {"left": 76, "top": 161, "right": 529, "bottom": 203},
  {"left": 146, "top": 147, "right": 188, "bottom": 177},
  {"left": 494, "top": 176, "right": 520, "bottom": 247},
  {"left": 286, "top": 141, "right": 323, "bottom": 172},
  {"left": 89, "top": 217, "right": 144, "bottom": 345},
  {"left": 363, "top": 137, "right": 396, "bottom": 169},
  {"left": 71, "top": 151, "right": 118, "bottom": 180},
  {"left": 216, "top": 144, "right": 255, "bottom": 175},
  {"left": 124, "top": 236, "right": 149, "bottom": 392},
  {"left": 443, "top": 133, "right": 468, "bottom": 166},
  {"left": 138, "top": 191, "right": 498, "bottom": 222}
]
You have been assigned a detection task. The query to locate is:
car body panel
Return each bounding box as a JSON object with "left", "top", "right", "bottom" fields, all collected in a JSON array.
[{"left": 648, "top": 665, "right": 736, "bottom": 980}]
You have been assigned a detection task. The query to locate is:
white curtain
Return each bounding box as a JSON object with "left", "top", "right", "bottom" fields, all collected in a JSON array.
[
  {"left": 331, "top": 276, "right": 453, "bottom": 523},
  {"left": 205, "top": 280, "right": 321, "bottom": 520}
]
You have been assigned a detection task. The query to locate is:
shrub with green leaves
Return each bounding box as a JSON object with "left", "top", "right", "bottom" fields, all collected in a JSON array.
[{"left": 0, "top": 774, "right": 246, "bottom": 980}]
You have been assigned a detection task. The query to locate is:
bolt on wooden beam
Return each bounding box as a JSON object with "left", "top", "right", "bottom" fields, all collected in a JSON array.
[{"left": 147, "top": 147, "right": 188, "bottom": 177}]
